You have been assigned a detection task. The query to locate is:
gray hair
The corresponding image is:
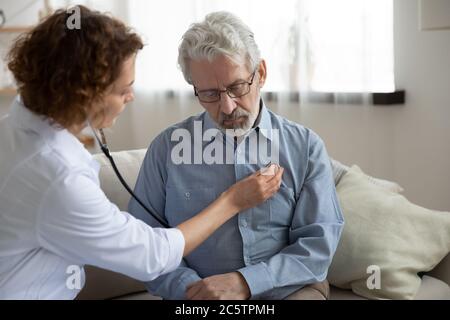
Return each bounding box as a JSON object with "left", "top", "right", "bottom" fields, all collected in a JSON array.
[{"left": 178, "top": 11, "right": 261, "bottom": 84}]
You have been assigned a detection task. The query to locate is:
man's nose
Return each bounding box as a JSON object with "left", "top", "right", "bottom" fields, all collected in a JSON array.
[{"left": 219, "top": 92, "right": 237, "bottom": 115}]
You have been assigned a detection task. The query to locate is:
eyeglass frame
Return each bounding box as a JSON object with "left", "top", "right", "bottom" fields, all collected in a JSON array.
[{"left": 193, "top": 70, "right": 257, "bottom": 103}]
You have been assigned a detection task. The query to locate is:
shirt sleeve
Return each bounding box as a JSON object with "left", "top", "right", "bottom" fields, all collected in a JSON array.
[
  {"left": 238, "top": 133, "right": 345, "bottom": 299},
  {"left": 128, "top": 134, "right": 202, "bottom": 299},
  {"left": 145, "top": 260, "right": 202, "bottom": 300},
  {"left": 36, "top": 169, "right": 185, "bottom": 282}
]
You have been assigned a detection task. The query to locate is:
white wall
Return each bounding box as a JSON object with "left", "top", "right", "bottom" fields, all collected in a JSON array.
[
  {"left": 391, "top": 0, "right": 450, "bottom": 211},
  {"left": 0, "top": 0, "right": 43, "bottom": 117},
  {"left": 0, "top": 0, "right": 44, "bottom": 26},
  {"left": 0, "top": 0, "right": 127, "bottom": 116},
  {"left": 1, "top": 0, "right": 449, "bottom": 211}
]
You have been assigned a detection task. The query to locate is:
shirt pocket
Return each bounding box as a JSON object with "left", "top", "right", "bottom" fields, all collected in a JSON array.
[
  {"left": 269, "top": 186, "right": 296, "bottom": 241},
  {"left": 165, "top": 186, "right": 217, "bottom": 226}
]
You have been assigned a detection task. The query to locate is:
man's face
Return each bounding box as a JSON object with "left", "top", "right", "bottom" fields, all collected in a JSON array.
[{"left": 189, "top": 55, "right": 266, "bottom": 136}]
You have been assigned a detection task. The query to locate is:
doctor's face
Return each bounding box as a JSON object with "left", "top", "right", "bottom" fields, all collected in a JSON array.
[
  {"left": 189, "top": 55, "right": 266, "bottom": 136},
  {"left": 91, "top": 55, "right": 136, "bottom": 129}
]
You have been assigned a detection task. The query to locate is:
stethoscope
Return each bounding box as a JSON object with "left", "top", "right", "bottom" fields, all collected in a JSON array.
[
  {"left": 89, "top": 123, "right": 276, "bottom": 230},
  {"left": 90, "top": 124, "right": 171, "bottom": 228}
]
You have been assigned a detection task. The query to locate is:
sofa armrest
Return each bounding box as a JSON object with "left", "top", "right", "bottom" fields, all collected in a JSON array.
[
  {"left": 427, "top": 253, "right": 450, "bottom": 286},
  {"left": 76, "top": 266, "right": 146, "bottom": 300}
]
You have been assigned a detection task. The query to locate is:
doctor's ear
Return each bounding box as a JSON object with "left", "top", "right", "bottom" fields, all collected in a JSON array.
[{"left": 257, "top": 59, "right": 267, "bottom": 88}]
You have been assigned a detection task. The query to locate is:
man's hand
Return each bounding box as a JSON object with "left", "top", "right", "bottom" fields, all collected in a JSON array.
[{"left": 185, "top": 272, "right": 251, "bottom": 300}]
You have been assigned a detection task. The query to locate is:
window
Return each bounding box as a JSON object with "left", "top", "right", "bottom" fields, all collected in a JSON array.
[
  {"left": 53, "top": 0, "right": 396, "bottom": 95},
  {"left": 304, "top": 0, "right": 394, "bottom": 93}
]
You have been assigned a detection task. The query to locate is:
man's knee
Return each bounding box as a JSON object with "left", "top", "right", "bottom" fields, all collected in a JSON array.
[{"left": 284, "top": 280, "right": 330, "bottom": 300}]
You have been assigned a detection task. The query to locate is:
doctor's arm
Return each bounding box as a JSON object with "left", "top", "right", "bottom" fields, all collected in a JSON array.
[
  {"left": 36, "top": 166, "right": 281, "bottom": 290},
  {"left": 37, "top": 172, "right": 184, "bottom": 283}
]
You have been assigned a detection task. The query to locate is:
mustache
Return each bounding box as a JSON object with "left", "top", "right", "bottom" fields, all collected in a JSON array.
[{"left": 219, "top": 108, "right": 251, "bottom": 122}]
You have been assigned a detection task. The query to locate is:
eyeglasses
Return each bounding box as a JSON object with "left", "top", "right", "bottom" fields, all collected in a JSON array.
[{"left": 194, "top": 71, "right": 256, "bottom": 103}]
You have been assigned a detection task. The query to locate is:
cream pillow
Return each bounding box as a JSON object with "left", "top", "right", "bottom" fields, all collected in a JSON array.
[
  {"left": 328, "top": 165, "right": 450, "bottom": 300},
  {"left": 330, "top": 158, "right": 404, "bottom": 193}
]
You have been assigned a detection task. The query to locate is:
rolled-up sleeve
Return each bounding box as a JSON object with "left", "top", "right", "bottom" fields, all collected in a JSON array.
[
  {"left": 37, "top": 171, "right": 184, "bottom": 282},
  {"left": 238, "top": 133, "right": 344, "bottom": 299}
]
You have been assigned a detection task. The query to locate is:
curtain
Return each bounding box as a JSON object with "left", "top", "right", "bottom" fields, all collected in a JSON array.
[
  {"left": 48, "top": 0, "right": 394, "bottom": 151},
  {"left": 127, "top": 0, "right": 393, "bottom": 98},
  {"left": 51, "top": 0, "right": 394, "bottom": 96}
]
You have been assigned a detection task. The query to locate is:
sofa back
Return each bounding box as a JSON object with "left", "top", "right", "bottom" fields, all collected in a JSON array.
[
  {"left": 77, "top": 149, "right": 449, "bottom": 299},
  {"left": 95, "top": 149, "right": 147, "bottom": 211}
]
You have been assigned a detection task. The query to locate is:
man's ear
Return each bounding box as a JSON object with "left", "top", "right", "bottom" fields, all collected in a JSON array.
[{"left": 258, "top": 59, "right": 267, "bottom": 88}]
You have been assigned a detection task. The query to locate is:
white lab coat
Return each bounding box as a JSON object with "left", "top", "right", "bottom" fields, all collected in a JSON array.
[{"left": 0, "top": 97, "right": 184, "bottom": 299}]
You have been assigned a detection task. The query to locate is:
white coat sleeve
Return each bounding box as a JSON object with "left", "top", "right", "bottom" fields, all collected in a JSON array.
[{"left": 36, "top": 170, "right": 184, "bottom": 282}]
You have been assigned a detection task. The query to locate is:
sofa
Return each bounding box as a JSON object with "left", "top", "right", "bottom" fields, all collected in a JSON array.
[{"left": 76, "top": 149, "right": 450, "bottom": 300}]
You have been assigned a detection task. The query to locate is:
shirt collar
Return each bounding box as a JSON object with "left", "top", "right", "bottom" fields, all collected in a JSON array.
[
  {"left": 9, "top": 96, "right": 94, "bottom": 167},
  {"left": 203, "top": 99, "right": 274, "bottom": 141},
  {"left": 255, "top": 99, "right": 274, "bottom": 141}
]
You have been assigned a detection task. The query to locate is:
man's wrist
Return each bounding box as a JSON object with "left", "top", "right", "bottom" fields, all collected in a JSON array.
[
  {"left": 234, "top": 272, "right": 251, "bottom": 299},
  {"left": 238, "top": 263, "right": 274, "bottom": 299}
]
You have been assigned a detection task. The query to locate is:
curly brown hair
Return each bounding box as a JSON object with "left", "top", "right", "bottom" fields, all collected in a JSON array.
[{"left": 7, "top": 6, "right": 143, "bottom": 128}]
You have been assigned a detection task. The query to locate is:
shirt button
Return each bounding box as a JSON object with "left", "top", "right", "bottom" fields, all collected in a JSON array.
[
  {"left": 185, "top": 192, "right": 191, "bottom": 199},
  {"left": 241, "top": 220, "right": 248, "bottom": 228}
]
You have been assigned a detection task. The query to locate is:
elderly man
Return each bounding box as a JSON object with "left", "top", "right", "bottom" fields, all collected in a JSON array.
[{"left": 129, "top": 11, "right": 344, "bottom": 300}]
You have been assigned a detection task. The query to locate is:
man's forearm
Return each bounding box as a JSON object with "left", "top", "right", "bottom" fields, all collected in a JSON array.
[{"left": 238, "top": 221, "right": 343, "bottom": 299}]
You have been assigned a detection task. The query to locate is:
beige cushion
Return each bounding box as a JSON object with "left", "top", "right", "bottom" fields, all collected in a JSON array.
[
  {"left": 93, "top": 149, "right": 146, "bottom": 211},
  {"left": 414, "top": 276, "right": 450, "bottom": 300},
  {"left": 328, "top": 166, "right": 450, "bottom": 300},
  {"left": 330, "top": 276, "right": 450, "bottom": 300},
  {"left": 331, "top": 159, "right": 404, "bottom": 193}
]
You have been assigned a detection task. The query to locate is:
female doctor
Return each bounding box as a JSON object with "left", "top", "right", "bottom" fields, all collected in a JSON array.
[{"left": 0, "top": 7, "right": 283, "bottom": 299}]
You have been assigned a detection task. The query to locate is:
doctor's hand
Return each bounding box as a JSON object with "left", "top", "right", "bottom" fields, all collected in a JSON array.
[
  {"left": 225, "top": 164, "right": 284, "bottom": 212},
  {"left": 186, "top": 272, "right": 250, "bottom": 300},
  {"left": 177, "top": 165, "right": 283, "bottom": 257}
]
